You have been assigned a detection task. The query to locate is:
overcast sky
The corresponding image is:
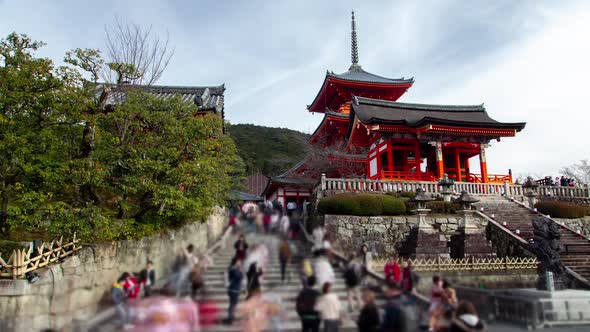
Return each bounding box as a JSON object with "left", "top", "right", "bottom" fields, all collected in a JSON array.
[{"left": 1, "top": 0, "right": 589, "bottom": 178}]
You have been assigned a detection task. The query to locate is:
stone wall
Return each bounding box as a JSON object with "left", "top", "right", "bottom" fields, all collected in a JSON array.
[
  {"left": 414, "top": 270, "right": 538, "bottom": 295},
  {"left": 554, "top": 217, "right": 590, "bottom": 237},
  {"left": 0, "top": 207, "right": 227, "bottom": 332},
  {"left": 324, "top": 214, "right": 486, "bottom": 257}
]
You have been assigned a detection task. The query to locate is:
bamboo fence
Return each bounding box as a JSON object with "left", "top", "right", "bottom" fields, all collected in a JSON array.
[
  {"left": 372, "top": 256, "right": 538, "bottom": 272},
  {"left": 0, "top": 234, "right": 81, "bottom": 279}
]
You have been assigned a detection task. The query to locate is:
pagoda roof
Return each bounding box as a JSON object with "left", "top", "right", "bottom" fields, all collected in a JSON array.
[
  {"left": 98, "top": 84, "right": 225, "bottom": 113},
  {"left": 327, "top": 66, "right": 414, "bottom": 85},
  {"left": 351, "top": 96, "right": 526, "bottom": 130}
]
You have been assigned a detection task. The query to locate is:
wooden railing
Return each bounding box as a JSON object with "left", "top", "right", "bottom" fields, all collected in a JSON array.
[
  {"left": 316, "top": 175, "right": 589, "bottom": 200},
  {"left": 372, "top": 256, "right": 538, "bottom": 272},
  {"left": 0, "top": 234, "right": 81, "bottom": 279},
  {"left": 467, "top": 173, "right": 512, "bottom": 184},
  {"left": 378, "top": 170, "right": 438, "bottom": 182}
]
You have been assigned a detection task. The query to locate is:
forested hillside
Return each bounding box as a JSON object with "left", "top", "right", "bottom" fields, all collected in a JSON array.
[{"left": 227, "top": 123, "right": 310, "bottom": 176}]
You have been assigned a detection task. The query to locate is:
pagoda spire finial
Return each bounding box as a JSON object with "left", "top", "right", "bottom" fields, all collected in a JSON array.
[{"left": 350, "top": 11, "right": 361, "bottom": 70}]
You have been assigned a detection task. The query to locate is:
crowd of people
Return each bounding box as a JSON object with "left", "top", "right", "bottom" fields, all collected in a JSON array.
[
  {"left": 106, "top": 198, "right": 487, "bottom": 332},
  {"left": 539, "top": 175, "right": 580, "bottom": 187}
]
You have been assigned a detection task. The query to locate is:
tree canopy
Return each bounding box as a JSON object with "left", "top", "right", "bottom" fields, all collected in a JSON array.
[
  {"left": 226, "top": 123, "right": 309, "bottom": 176},
  {"left": 0, "top": 32, "right": 241, "bottom": 241}
]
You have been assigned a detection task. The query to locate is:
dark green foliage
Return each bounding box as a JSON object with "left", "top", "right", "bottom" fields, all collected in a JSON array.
[
  {"left": 535, "top": 201, "right": 589, "bottom": 219},
  {"left": 403, "top": 200, "right": 459, "bottom": 214},
  {"left": 386, "top": 191, "right": 417, "bottom": 199},
  {"left": 226, "top": 123, "right": 309, "bottom": 176},
  {"left": 317, "top": 193, "right": 406, "bottom": 216}
]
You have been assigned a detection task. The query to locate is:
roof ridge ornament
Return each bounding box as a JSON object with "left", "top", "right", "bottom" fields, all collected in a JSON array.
[{"left": 350, "top": 11, "right": 362, "bottom": 71}]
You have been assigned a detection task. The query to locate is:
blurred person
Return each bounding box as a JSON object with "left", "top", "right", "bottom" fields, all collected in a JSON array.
[
  {"left": 312, "top": 225, "right": 325, "bottom": 252},
  {"left": 286, "top": 200, "right": 297, "bottom": 216},
  {"left": 401, "top": 260, "right": 415, "bottom": 293},
  {"left": 443, "top": 280, "right": 458, "bottom": 309},
  {"left": 313, "top": 250, "right": 335, "bottom": 290},
  {"left": 315, "top": 282, "right": 341, "bottom": 332},
  {"left": 225, "top": 257, "right": 243, "bottom": 325},
  {"left": 278, "top": 237, "right": 292, "bottom": 283},
  {"left": 280, "top": 212, "right": 290, "bottom": 236},
  {"left": 139, "top": 260, "right": 156, "bottom": 297},
  {"left": 175, "top": 244, "right": 198, "bottom": 296},
  {"left": 238, "top": 288, "right": 279, "bottom": 332},
  {"left": 132, "top": 296, "right": 199, "bottom": 332},
  {"left": 429, "top": 276, "right": 446, "bottom": 327},
  {"left": 449, "top": 301, "right": 486, "bottom": 332},
  {"left": 381, "top": 279, "right": 418, "bottom": 332},
  {"left": 124, "top": 273, "right": 141, "bottom": 300},
  {"left": 190, "top": 264, "right": 205, "bottom": 298},
  {"left": 112, "top": 273, "right": 134, "bottom": 330},
  {"left": 301, "top": 257, "right": 314, "bottom": 287},
  {"left": 247, "top": 262, "right": 263, "bottom": 298},
  {"left": 296, "top": 276, "right": 321, "bottom": 332},
  {"left": 344, "top": 256, "right": 362, "bottom": 311},
  {"left": 234, "top": 234, "right": 248, "bottom": 261},
  {"left": 384, "top": 255, "right": 401, "bottom": 283},
  {"left": 360, "top": 245, "right": 373, "bottom": 273},
  {"left": 357, "top": 288, "right": 380, "bottom": 332}
]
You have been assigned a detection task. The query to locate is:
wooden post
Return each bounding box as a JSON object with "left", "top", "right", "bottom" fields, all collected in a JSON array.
[{"left": 504, "top": 181, "right": 510, "bottom": 197}]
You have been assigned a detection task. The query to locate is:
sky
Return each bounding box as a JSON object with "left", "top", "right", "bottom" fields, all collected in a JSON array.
[{"left": 1, "top": 0, "right": 589, "bottom": 178}]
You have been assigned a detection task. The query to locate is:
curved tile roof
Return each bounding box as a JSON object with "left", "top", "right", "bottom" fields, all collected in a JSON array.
[
  {"left": 352, "top": 96, "right": 526, "bottom": 130},
  {"left": 98, "top": 84, "right": 225, "bottom": 113},
  {"left": 328, "top": 67, "right": 414, "bottom": 85}
]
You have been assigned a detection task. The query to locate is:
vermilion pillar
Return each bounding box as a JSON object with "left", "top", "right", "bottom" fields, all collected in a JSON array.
[
  {"left": 479, "top": 144, "right": 488, "bottom": 183},
  {"left": 455, "top": 149, "right": 462, "bottom": 182},
  {"left": 415, "top": 141, "right": 422, "bottom": 177},
  {"left": 435, "top": 142, "right": 444, "bottom": 179}
]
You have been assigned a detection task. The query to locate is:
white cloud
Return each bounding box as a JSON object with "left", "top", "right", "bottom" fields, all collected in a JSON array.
[{"left": 431, "top": 1, "right": 590, "bottom": 176}]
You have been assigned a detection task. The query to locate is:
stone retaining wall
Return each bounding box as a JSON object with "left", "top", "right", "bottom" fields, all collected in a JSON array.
[
  {"left": 0, "top": 207, "right": 227, "bottom": 332},
  {"left": 324, "top": 214, "right": 486, "bottom": 257}
]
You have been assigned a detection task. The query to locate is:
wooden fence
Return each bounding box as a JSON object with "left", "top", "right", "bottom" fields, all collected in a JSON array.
[
  {"left": 0, "top": 234, "right": 81, "bottom": 279},
  {"left": 372, "top": 256, "right": 538, "bottom": 273}
]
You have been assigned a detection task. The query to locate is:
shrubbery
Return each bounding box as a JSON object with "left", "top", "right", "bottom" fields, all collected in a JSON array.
[
  {"left": 317, "top": 193, "right": 406, "bottom": 216},
  {"left": 403, "top": 200, "right": 459, "bottom": 214},
  {"left": 535, "top": 201, "right": 589, "bottom": 219}
]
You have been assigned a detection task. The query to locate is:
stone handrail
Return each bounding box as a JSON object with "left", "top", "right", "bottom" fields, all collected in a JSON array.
[
  {"left": 0, "top": 235, "right": 81, "bottom": 279},
  {"left": 317, "top": 175, "right": 589, "bottom": 199},
  {"left": 476, "top": 210, "right": 535, "bottom": 258}
]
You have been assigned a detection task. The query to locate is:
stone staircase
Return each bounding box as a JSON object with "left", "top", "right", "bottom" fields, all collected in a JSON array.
[
  {"left": 474, "top": 196, "right": 590, "bottom": 282},
  {"left": 201, "top": 233, "right": 360, "bottom": 332}
]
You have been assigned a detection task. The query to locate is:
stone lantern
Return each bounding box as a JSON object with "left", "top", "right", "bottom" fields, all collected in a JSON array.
[
  {"left": 522, "top": 176, "right": 539, "bottom": 208},
  {"left": 454, "top": 190, "right": 479, "bottom": 233},
  {"left": 410, "top": 188, "right": 449, "bottom": 259},
  {"left": 410, "top": 187, "right": 434, "bottom": 231},
  {"left": 438, "top": 173, "right": 455, "bottom": 202},
  {"left": 453, "top": 190, "right": 495, "bottom": 258}
]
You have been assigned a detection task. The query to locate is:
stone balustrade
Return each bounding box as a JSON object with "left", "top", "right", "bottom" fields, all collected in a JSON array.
[{"left": 316, "top": 174, "right": 590, "bottom": 200}]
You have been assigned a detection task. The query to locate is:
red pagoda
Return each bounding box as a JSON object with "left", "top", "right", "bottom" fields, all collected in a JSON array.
[{"left": 263, "top": 12, "right": 525, "bottom": 207}]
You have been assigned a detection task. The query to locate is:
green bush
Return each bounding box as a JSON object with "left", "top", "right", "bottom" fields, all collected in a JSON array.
[
  {"left": 535, "top": 201, "right": 587, "bottom": 219},
  {"left": 383, "top": 195, "right": 407, "bottom": 215},
  {"left": 317, "top": 193, "right": 406, "bottom": 216},
  {"left": 400, "top": 191, "right": 417, "bottom": 199}
]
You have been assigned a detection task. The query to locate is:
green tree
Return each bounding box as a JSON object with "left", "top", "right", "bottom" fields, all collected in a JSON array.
[
  {"left": 0, "top": 33, "right": 86, "bottom": 236},
  {"left": 0, "top": 32, "right": 243, "bottom": 241}
]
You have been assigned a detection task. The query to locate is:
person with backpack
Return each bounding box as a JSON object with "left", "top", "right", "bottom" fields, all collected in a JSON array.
[
  {"left": 296, "top": 276, "right": 321, "bottom": 332},
  {"left": 357, "top": 288, "right": 380, "bottom": 332},
  {"left": 278, "top": 237, "right": 292, "bottom": 283},
  {"left": 344, "top": 257, "right": 362, "bottom": 312},
  {"left": 225, "top": 257, "right": 243, "bottom": 325},
  {"left": 112, "top": 273, "right": 134, "bottom": 330},
  {"left": 381, "top": 280, "right": 418, "bottom": 332}
]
